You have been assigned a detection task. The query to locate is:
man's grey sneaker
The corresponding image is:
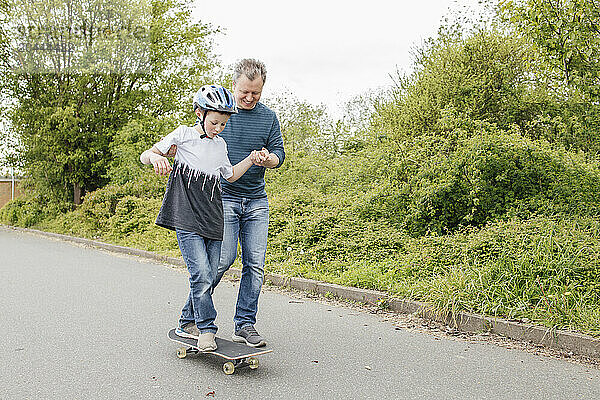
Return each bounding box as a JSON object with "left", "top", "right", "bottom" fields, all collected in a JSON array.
[
  {"left": 197, "top": 332, "right": 217, "bottom": 352},
  {"left": 175, "top": 322, "right": 199, "bottom": 339},
  {"left": 232, "top": 325, "right": 266, "bottom": 347}
]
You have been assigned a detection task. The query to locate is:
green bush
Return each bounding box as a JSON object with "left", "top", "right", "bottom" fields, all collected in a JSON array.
[
  {"left": 403, "top": 128, "right": 600, "bottom": 235},
  {"left": 0, "top": 192, "right": 71, "bottom": 227},
  {"left": 36, "top": 171, "right": 180, "bottom": 255},
  {"left": 107, "top": 116, "right": 180, "bottom": 185}
]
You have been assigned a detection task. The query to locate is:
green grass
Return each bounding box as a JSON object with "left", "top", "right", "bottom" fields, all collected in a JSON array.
[{"left": 264, "top": 213, "right": 600, "bottom": 336}]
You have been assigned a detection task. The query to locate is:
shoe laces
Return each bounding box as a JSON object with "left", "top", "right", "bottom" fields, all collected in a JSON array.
[{"left": 244, "top": 325, "right": 259, "bottom": 337}]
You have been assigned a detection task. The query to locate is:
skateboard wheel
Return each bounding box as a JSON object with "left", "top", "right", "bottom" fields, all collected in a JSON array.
[
  {"left": 223, "top": 362, "right": 235, "bottom": 375},
  {"left": 248, "top": 357, "right": 259, "bottom": 369},
  {"left": 176, "top": 347, "right": 187, "bottom": 359}
]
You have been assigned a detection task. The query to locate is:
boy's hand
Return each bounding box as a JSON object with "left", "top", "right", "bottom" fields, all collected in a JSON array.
[
  {"left": 249, "top": 150, "right": 259, "bottom": 164},
  {"left": 150, "top": 154, "right": 172, "bottom": 176},
  {"left": 249, "top": 150, "right": 263, "bottom": 165}
]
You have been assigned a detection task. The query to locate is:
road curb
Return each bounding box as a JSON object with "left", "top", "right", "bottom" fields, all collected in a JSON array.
[{"left": 4, "top": 224, "right": 599, "bottom": 360}]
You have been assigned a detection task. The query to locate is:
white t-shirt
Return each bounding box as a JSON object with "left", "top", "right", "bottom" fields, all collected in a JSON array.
[{"left": 153, "top": 125, "right": 234, "bottom": 240}]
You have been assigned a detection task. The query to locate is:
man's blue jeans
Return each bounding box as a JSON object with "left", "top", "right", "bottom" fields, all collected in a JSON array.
[
  {"left": 214, "top": 195, "right": 269, "bottom": 331},
  {"left": 176, "top": 229, "right": 221, "bottom": 334}
]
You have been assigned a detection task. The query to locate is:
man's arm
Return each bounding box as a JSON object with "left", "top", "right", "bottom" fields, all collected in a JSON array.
[
  {"left": 253, "top": 147, "right": 279, "bottom": 168},
  {"left": 259, "top": 115, "right": 285, "bottom": 168}
]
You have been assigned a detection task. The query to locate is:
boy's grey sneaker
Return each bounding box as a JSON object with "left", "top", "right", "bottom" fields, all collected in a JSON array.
[
  {"left": 232, "top": 325, "right": 266, "bottom": 347},
  {"left": 175, "top": 322, "right": 199, "bottom": 339},
  {"left": 197, "top": 332, "right": 217, "bottom": 352}
]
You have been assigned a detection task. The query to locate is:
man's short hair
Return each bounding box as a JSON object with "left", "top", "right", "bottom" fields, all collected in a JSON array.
[{"left": 233, "top": 58, "right": 267, "bottom": 84}]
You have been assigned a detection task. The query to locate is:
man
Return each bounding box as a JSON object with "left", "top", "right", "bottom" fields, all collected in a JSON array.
[{"left": 213, "top": 58, "right": 285, "bottom": 347}]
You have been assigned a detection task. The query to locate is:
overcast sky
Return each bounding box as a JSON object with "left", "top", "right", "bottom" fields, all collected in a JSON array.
[{"left": 192, "top": 0, "right": 485, "bottom": 115}]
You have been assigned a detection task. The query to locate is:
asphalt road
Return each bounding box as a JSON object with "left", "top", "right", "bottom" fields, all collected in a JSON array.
[{"left": 1, "top": 227, "right": 599, "bottom": 399}]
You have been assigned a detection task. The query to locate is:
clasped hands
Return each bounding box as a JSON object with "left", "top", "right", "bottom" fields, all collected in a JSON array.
[{"left": 250, "top": 148, "right": 271, "bottom": 166}]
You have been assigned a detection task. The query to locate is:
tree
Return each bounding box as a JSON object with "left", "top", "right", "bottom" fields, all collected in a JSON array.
[
  {"left": 0, "top": 0, "right": 217, "bottom": 205},
  {"left": 374, "top": 29, "right": 536, "bottom": 139},
  {"left": 500, "top": 0, "right": 600, "bottom": 99},
  {"left": 266, "top": 91, "right": 330, "bottom": 155},
  {"left": 372, "top": 21, "right": 600, "bottom": 154}
]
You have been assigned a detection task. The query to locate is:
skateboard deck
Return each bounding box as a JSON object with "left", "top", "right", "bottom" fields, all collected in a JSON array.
[{"left": 167, "top": 328, "right": 272, "bottom": 374}]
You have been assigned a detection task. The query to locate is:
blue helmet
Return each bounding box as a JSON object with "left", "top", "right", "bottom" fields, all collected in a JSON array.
[{"left": 193, "top": 84, "right": 238, "bottom": 114}]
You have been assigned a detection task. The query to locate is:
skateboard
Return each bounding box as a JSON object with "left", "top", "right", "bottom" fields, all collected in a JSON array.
[{"left": 167, "top": 328, "right": 273, "bottom": 375}]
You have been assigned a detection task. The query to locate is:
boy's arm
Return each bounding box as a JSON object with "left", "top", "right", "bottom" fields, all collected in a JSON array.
[
  {"left": 140, "top": 146, "right": 172, "bottom": 176},
  {"left": 226, "top": 152, "right": 256, "bottom": 183}
]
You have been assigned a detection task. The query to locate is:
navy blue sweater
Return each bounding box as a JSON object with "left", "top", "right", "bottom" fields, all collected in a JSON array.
[{"left": 219, "top": 102, "right": 285, "bottom": 198}]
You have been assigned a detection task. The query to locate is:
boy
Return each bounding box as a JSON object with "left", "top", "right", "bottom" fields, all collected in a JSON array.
[{"left": 140, "top": 84, "right": 263, "bottom": 351}]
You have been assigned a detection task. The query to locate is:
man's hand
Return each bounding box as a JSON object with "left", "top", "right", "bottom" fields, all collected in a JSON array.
[{"left": 165, "top": 144, "right": 177, "bottom": 158}]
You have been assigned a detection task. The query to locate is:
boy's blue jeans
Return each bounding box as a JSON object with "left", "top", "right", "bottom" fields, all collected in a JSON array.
[
  {"left": 176, "top": 229, "right": 221, "bottom": 334},
  {"left": 213, "top": 195, "right": 269, "bottom": 332}
]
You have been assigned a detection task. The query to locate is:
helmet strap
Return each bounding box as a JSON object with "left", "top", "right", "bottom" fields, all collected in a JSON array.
[{"left": 195, "top": 109, "right": 208, "bottom": 138}]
